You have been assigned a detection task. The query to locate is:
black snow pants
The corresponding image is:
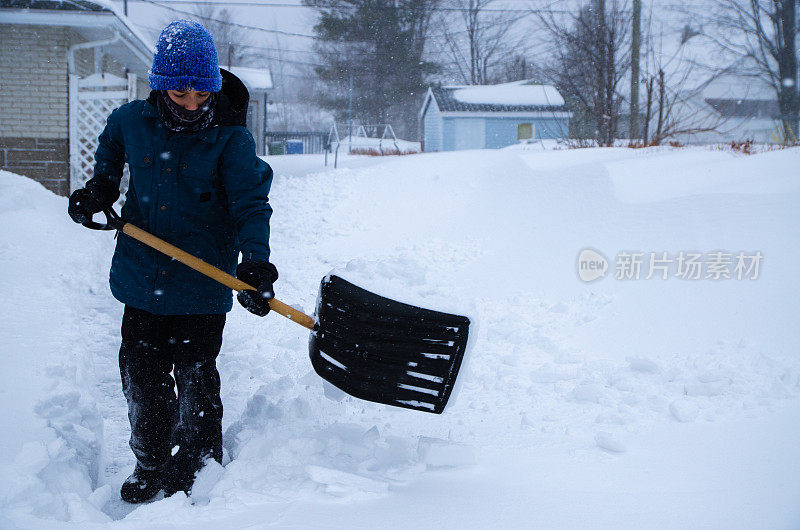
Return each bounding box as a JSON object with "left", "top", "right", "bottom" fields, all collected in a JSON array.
[{"left": 119, "top": 305, "right": 225, "bottom": 490}]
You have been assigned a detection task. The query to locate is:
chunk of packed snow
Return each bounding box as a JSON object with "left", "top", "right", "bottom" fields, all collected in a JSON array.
[
  {"left": 595, "top": 432, "right": 627, "bottom": 453},
  {"left": 670, "top": 400, "right": 700, "bottom": 423},
  {"left": 417, "top": 437, "right": 476, "bottom": 468}
]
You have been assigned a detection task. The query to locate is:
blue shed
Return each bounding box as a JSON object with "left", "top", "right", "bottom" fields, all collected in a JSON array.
[{"left": 420, "top": 81, "right": 571, "bottom": 151}]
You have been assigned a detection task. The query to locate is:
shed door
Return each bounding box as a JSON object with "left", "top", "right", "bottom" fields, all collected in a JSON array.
[{"left": 453, "top": 118, "right": 485, "bottom": 150}]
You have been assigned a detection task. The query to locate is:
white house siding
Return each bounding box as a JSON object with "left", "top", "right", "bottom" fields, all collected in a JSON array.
[
  {"left": 0, "top": 24, "right": 70, "bottom": 140},
  {"left": 423, "top": 98, "right": 443, "bottom": 152},
  {"left": 0, "top": 24, "right": 71, "bottom": 194},
  {"left": 443, "top": 117, "right": 485, "bottom": 151},
  {"left": 674, "top": 116, "right": 780, "bottom": 145}
]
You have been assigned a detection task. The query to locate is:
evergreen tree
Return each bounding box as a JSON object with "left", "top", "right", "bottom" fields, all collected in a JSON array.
[{"left": 306, "top": 0, "right": 439, "bottom": 139}]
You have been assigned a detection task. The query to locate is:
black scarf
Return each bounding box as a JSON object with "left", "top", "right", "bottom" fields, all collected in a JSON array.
[{"left": 156, "top": 91, "right": 217, "bottom": 133}]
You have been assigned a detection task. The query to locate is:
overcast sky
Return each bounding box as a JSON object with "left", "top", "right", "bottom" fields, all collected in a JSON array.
[{"left": 110, "top": 0, "right": 319, "bottom": 53}]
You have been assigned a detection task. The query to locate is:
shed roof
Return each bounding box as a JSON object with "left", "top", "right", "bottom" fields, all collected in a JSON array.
[
  {"left": 428, "top": 81, "right": 568, "bottom": 114},
  {"left": 228, "top": 66, "right": 273, "bottom": 91}
]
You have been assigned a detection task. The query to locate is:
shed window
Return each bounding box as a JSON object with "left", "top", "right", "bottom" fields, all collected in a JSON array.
[{"left": 518, "top": 123, "right": 533, "bottom": 140}]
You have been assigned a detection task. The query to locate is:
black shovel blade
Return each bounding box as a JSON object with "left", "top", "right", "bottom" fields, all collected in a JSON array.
[{"left": 309, "top": 275, "right": 470, "bottom": 414}]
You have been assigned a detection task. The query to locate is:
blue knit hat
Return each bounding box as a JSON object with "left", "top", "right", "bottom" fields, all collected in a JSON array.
[{"left": 149, "top": 20, "right": 222, "bottom": 92}]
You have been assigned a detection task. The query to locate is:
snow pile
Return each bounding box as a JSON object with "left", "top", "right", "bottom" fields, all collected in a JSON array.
[
  {"left": 452, "top": 80, "right": 565, "bottom": 107},
  {"left": 0, "top": 171, "right": 117, "bottom": 524},
  {"left": 1, "top": 143, "right": 800, "bottom": 527},
  {"left": 223, "top": 386, "right": 420, "bottom": 498}
]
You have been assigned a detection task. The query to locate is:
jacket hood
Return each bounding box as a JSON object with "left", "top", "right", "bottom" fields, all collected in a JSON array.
[
  {"left": 146, "top": 68, "right": 249, "bottom": 128},
  {"left": 214, "top": 68, "right": 249, "bottom": 127}
]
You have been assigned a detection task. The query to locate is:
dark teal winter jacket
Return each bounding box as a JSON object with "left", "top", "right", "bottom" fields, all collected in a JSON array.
[{"left": 93, "top": 70, "right": 273, "bottom": 315}]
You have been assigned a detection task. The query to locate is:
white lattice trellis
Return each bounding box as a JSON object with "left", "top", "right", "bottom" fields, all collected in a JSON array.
[{"left": 69, "top": 72, "right": 136, "bottom": 193}]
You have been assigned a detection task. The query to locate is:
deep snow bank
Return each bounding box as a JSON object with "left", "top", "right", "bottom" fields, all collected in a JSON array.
[
  {"left": 1, "top": 145, "right": 799, "bottom": 528},
  {"left": 0, "top": 171, "right": 117, "bottom": 524}
]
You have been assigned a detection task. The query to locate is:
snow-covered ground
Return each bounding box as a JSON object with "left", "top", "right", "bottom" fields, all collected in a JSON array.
[{"left": 1, "top": 146, "right": 799, "bottom": 528}]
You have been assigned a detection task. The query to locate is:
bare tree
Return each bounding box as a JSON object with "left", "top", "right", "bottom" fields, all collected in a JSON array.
[
  {"left": 638, "top": 43, "right": 728, "bottom": 145},
  {"left": 698, "top": 0, "right": 798, "bottom": 143},
  {"left": 435, "top": 0, "right": 522, "bottom": 85},
  {"left": 495, "top": 54, "right": 536, "bottom": 83},
  {"left": 535, "top": 0, "right": 631, "bottom": 146}
]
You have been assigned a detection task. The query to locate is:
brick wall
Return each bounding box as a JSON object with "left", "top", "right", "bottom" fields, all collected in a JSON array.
[{"left": 0, "top": 137, "right": 69, "bottom": 195}]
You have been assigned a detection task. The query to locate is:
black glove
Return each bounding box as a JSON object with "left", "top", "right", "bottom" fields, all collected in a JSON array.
[
  {"left": 68, "top": 176, "right": 119, "bottom": 225},
  {"left": 236, "top": 260, "right": 279, "bottom": 316}
]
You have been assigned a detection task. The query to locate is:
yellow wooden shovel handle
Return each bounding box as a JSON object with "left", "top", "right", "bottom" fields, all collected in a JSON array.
[{"left": 121, "top": 222, "right": 316, "bottom": 330}]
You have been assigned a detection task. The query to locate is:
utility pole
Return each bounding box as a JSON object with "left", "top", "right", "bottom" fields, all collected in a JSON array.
[
  {"left": 630, "top": 0, "right": 641, "bottom": 142},
  {"left": 123, "top": 0, "right": 128, "bottom": 16},
  {"left": 227, "top": 43, "right": 233, "bottom": 69},
  {"left": 778, "top": 0, "right": 797, "bottom": 141},
  {"left": 593, "top": 0, "right": 609, "bottom": 145},
  {"left": 348, "top": 71, "right": 353, "bottom": 153}
]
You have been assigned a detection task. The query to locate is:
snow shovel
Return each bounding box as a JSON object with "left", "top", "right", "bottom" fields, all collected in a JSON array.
[{"left": 85, "top": 208, "right": 470, "bottom": 414}]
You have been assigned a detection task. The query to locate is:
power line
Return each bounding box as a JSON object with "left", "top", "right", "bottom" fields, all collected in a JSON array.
[
  {"left": 233, "top": 43, "right": 327, "bottom": 67},
  {"left": 135, "top": 22, "right": 382, "bottom": 69},
  {"left": 136, "top": 21, "right": 440, "bottom": 63},
  {"left": 136, "top": 3, "right": 541, "bottom": 44},
  {"left": 129, "top": 0, "right": 310, "bottom": 6},
  {"left": 128, "top": 0, "right": 573, "bottom": 14},
  {"left": 128, "top": 0, "right": 705, "bottom": 13},
  {"left": 138, "top": 0, "right": 318, "bottom": 38},
  {"left": 136, "top": 22, "right": 324, "bottom": 54},
  {"left": 134, "top": 0, "right": 705, "bottom": 55}
]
